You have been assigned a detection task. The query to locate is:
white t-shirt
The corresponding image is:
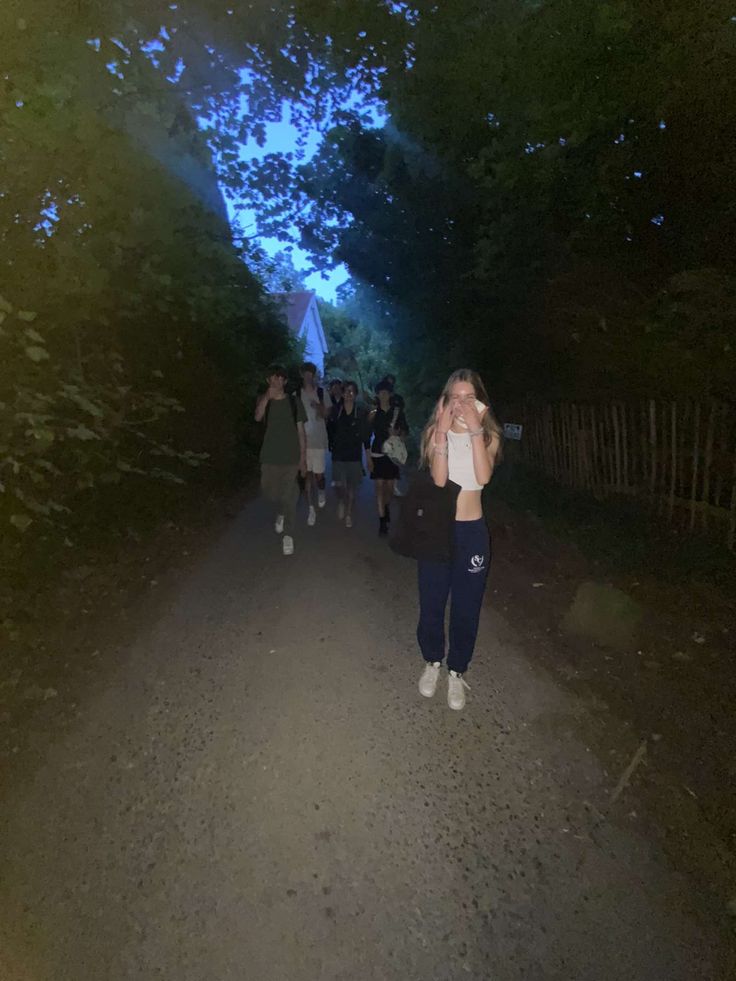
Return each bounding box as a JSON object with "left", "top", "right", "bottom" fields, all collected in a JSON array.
[{"left": 300, "top": 386, "right": 332, "bottom": 450}]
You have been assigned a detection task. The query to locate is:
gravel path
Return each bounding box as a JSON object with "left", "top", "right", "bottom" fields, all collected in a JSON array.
[{"left": 0, "top": 484, "right": 724, "bottom": 980}]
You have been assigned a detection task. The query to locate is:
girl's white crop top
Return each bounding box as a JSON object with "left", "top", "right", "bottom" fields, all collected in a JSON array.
[{"left": 447, "top": 429, "right": 484, "bottom": 491}]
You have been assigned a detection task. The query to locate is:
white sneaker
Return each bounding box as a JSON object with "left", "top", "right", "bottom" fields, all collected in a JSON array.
[
  {"left": 345, "top": 514, "right": 353, "bottom": 528},
  {"left": 274, "top": 514, "right": 284, "bottom": 534},
  {"left": 448, "top": 671, "right": 470, "bottom": 710},
  {"left": 307, "top": 505, "right": 316, "bottom": 526},
  {"left": 282, "top": 535, "right": 294, "bottom": 556},
  {"left": 318, "top": 489, "right": 326, "bottom": 508},
  {"left": 419, "top": 661, "right": 441, "bottom": 698},
  {"left": 337, "top": 501, "right": 345, "bottom": 521}
]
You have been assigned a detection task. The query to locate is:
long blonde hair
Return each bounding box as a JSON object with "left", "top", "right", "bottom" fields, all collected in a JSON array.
[{"left": 420, "top": 369, "right": 503, "bottom": 467}]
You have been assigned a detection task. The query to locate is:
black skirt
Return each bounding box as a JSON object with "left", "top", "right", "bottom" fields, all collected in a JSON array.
[{"left": 371, "top": 454, "right": 400, "bottom": 480}]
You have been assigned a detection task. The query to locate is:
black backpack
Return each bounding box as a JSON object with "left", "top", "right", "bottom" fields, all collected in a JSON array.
[{"left": 389, "top": 471, "right": 462, "bottom": 562}]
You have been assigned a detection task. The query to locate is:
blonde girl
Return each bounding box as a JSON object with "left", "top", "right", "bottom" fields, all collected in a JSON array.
[{"left": 416, "top": 369, "right": 502, "bottom": 710}]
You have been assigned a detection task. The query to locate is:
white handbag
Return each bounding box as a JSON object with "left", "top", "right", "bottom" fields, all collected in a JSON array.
[{"left": 383, "top": 408, "right": 407, "bottom": 465}]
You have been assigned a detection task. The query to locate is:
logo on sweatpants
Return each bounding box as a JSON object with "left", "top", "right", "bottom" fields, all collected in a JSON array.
[{"left": 468, "top": 554, "right": 485, "bottom": 574}]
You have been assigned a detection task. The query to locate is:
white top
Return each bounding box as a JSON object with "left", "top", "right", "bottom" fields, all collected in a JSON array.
[
  {"left": 300, "top": 388, "right": 332, "bottom": 450},
  {"left": 447, "top": 429, "right": 484, "bottom": 491}
]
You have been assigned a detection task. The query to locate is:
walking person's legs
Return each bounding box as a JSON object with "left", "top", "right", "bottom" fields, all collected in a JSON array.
[
  {"left": 305, "top": 469, "right": 317, "bottom": 525},
  {"left": 315, "top": 466, "right": 327, "bottom": 508},
  {"left": 280, "top": 468, "right": 299, "bottom": 534},
  {"left": 332, "top": 460, "right": 346, "bottom": 519},
  {"left": 262, "top": 464, "right": 298, "bottom": 544},
  {"left": 261, "top": 464, "right": 284, "bottom": 532},
  {"left": 375, "top": 478, "right": 392, "bottom": 534},
  {"left": 383, "top": 479, "right": 395, "bottom": 522},
  {"left": 374, "top": 477, "right": 383, "bottom": 515},
  {"left": 447, "top": 519, "right": 491, "bottom": 708},
  {"left": 344, "top": 462, "right": 362, "bottom": 527},
  {"left": 345, "top": 482, "right": 356, "bottom": 525},
  {"left": 417, "top": 558, "right": 452, "bottom": 697},
  {"left": 305, "top": 449, "right": 327, "bottom": 524}
]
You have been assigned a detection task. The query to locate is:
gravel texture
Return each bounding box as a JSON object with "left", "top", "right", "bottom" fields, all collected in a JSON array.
[{"left": 0, "top": 487, "right": 724, "bottom": 980}]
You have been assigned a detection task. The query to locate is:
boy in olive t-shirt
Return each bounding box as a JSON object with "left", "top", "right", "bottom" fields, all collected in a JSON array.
[{"left": 254, "top": 365, "right": 307, "bottom": 555}]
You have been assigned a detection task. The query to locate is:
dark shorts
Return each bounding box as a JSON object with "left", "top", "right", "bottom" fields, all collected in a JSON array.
[
  {"left": 370, "top": 454, "right": 400, "bottom": 480},
  {"left": 332, "top": 460, "right": 363, "bottom": 487}
]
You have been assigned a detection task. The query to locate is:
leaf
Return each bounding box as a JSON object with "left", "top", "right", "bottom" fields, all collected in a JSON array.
[
  {"left": 25, "top": 346, "right": 49, "bottom": 362},
  {"left": 116, "top": 460, "right": 146, "bottom": 474},
  {"left": 0, "top": 295, "right": 12, "bottom": 314},
  {"left": 23, "top": 327, "right": 45, "bottom": 343},
  {"left": 10, "top": 514, "right": 32, "bottom": 532},
  {"left": 65, "top": 424, "right": 98, "bottom": 440},
  {"left": 150, "top": 468, "right": 185, "bottom": 484},
  {"left": 66, "top": 391, "right": 105, "bottom": 418},
  {"left": 28, "top": 427, "right": 55, "bottom": 445},
  {"left": 17, "top": 310, "right": 38, "bottom": 321}
]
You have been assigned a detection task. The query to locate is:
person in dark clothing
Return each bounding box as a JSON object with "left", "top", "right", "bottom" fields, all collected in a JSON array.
[
  {"left": 367, "top": 378, "right": 408, "bottom": 536},
  {"left": 254, "top": 364, "right": 307, "bottom": 556},
  {"left": 328, "top": 378, "right": 344, "bottom": 406},
  {"left": 329, "top": 380, "right": 369, "bottom": 528},
  {"left": 326, "top": 378, "right": 344, "bottom": 454}
]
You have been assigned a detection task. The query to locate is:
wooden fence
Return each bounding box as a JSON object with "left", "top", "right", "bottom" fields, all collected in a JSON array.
[{"left": 508, "top": 400, "right": 736, "bottom": 551}]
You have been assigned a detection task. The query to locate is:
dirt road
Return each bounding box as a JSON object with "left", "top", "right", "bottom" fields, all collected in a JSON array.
[{"left": 0, "top": 482, "right": 729, "bottom": 980}]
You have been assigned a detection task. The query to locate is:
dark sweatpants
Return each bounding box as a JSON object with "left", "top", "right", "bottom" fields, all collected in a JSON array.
[{"left": 417, "top": 518, "right": 491, "bottom": 674}]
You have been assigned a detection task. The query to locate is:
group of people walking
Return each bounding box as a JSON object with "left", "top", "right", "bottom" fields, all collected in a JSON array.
[
  {"left": 254, "top": 362, "right": 408, "bottom": 550},
  {"left": 254, "top": 362, "right": 501, "bottom": 711}
]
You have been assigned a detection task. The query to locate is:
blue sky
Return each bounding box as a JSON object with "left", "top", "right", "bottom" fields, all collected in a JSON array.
[{"left": 225, "top": 110, "right": 349, "bottom": 303}]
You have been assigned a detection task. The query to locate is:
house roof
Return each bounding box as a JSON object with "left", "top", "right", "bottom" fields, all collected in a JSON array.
[{"left": 271, "top": 290, "right": 316, "bottom": 335}]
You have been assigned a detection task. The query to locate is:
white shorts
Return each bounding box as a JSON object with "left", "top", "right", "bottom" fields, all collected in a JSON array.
[{"left": 305, "top": 448, "right": 326, "bottom": 474}]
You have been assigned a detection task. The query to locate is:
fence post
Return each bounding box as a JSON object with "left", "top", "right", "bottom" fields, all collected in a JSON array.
[
  {"left": 690, "top": 401, "right": 701, "bottom": 532},
  {"left": 648, "top": 398, "right": 657, "bottom": 500},
  {"left": 701, "top": 400, "right": 716, "bottom": 531},
  {"left": 729, "top": 440, "right": 736, "bottom": 551},
  {"left": 668, "top": 402, "right": 677, "bottom": 522}
]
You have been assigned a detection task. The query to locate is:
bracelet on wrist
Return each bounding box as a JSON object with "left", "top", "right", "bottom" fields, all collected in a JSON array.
[
  {"left": 433, "top": 444, "right": 449, "bottom": 456},
  {"left": 469, "top": 429, "right": 484, "bottom": 438}
]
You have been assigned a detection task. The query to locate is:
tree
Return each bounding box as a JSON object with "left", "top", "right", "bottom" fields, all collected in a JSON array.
[
  {"left": 237, "top": 0, "right": 736, "bottom": 401},
  {"left": 250, "top": 249, "right": 310, "bottom": 293}
]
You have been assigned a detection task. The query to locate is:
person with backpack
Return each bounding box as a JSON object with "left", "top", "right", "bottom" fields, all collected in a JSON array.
[
  {"left": 412, "top": 369, "right": 502, "bottom": 710},
  {"left": 254, "top": 364, "right": 307, "bottom": 556},
  {"left": 328, "top": 380, "right": 369, "bottom": 528},
  {"left": 296, "top": 361, "right": 332, "bottom": 526},
  {"left": 367, "top": 378, "right": 408, "bottom": 536}
]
